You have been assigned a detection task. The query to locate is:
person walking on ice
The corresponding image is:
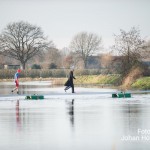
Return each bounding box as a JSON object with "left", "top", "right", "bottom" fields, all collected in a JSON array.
[
  {"left": 11, "top": 69, "right": 21, "bottom": 94},
  {"left": 64, "top": 66, "right": 76, "bottom": 93}
]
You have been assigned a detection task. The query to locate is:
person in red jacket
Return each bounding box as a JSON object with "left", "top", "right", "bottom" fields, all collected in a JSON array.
[{"left": 11, "top": 69, "right": 21, "bottom": 94}]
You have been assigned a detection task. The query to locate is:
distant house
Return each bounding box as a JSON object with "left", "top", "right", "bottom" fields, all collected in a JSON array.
[
  {"left": 0, "top": 64, "right": 4, "bottom": 69},
  {"left": 4, "top": 64, "right": 21, "bottom": 69},
  {"left": 87, "top": 56, "right": 101, "bottom": 69},
  {"left": 142, "top": 58, "right": 150, "bottom": 69}
]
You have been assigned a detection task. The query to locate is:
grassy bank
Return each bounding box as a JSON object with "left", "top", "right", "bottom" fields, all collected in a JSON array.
[
  {"left": 131, "top": 77, "right": 150, "bottom": 90},
  {"left": 50, "top": 74, "right": 121, "bottom": 86},
  {"left": 74, "top": 74, "right": 121, "bottom": 85},
  {"left": 75, "top": 75, "right": 150, "bottom": 89}
]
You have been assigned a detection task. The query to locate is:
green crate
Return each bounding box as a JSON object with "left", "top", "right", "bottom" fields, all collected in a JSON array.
[
  {"left": 124, "top": 93, "right": 131, "bottom": 98},
  {"left": 112, "top": 92, "right": 131, "bottom": 98},
  {"left": 31, "top": 95, "right": 44, "bottom": 100},
  {"left": 118, "top": 93, "right": 124, "bottom": 98},
  {"left": 39, "top": 95, "right": 44, "bottom": 99},
  {"left": 25, "top": 96, "right": 32, "bottom": 99},
  {"left": 112, "top": 93, "right": 118, "bottom": 98}
]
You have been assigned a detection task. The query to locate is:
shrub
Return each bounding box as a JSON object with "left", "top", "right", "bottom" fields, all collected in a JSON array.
[
  {"left": 31, "top": 64, "right": 41, "bottom": 69},
  {"left": 49, "top": 63, "right": 57, "bottom": 69},
  {"left": 131, "top": 77, "right": 150, "bottom": 89}
]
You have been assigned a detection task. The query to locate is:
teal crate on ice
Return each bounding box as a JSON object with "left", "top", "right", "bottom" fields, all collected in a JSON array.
[
  {"left": 25, "top": 95, "right": 44, "bottom": 100},
  {"left": 112, "top": 92, "right": 131, "bottom": 98}
]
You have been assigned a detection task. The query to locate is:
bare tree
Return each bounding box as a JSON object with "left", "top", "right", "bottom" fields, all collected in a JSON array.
[
  {"left": 44, "top": 48, "right": 62, "bottom": 69},
  {"left": 70, "top": 32, "right": 102, "bottom": 69},
  {"left": 63, "top": 55, "right": 74, "bottom": 69},
  {"left": 0, "top": 21, "right": 54, "bottom": 69},
  {"left": 112, "top": 27, "right": 145, "bottom": 75}
]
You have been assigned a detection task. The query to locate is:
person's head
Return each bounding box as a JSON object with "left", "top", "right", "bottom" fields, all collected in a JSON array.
[
  {"left": 17, "top": 69, "right": 21, "bottom": 73},
  {"left": 70, "top": 66, "right": 74, "bottom": 71}
]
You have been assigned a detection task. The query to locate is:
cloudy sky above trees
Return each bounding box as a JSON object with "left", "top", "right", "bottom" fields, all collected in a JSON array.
[{"left": 0, "top": 0, "right": 150, "bottom": 49}]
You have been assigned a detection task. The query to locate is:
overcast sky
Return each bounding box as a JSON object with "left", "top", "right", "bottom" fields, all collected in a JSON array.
[{"left": 0, "top": 0, "right": 150, "bottom": 50}]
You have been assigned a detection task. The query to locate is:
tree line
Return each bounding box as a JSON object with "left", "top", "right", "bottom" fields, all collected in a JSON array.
[{"left": 0, "top": 21, "right": 150, "bottom": 77}]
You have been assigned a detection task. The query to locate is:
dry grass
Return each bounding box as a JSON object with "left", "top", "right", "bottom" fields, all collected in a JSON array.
[{"left": 120, "top": 67, "right": 143, "bottom": 91}]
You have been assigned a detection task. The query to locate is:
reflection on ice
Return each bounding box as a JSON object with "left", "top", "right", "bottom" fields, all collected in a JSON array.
[{"left": 66, "top": 99, "right": 75, "bottom": 127}]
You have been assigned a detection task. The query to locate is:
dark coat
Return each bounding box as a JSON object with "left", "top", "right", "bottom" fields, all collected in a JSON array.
[{"left": 64, "top": 71, "right": 75, "bottom": 87}]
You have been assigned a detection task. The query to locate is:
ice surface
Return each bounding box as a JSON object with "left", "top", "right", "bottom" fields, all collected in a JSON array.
[{"left": 0, "top": 81, "right": 150, "bottom": 150}]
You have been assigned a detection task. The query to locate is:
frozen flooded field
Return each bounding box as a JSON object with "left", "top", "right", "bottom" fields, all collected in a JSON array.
[{"left": 0, "top": 81, "right": 150, "bottom": 150}]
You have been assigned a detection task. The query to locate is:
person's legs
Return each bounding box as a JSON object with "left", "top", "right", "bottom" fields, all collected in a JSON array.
[
  {"left": 16, "top": 87, "right": 19, "bottom": 94},
  {"left": 12, "top": 80, "right": 19, "bottom": 94},
  {"left": 12, "top": 87, "right": 18, "bottom": 94},
  {"left": 64, "top": 86, "right": 71, "bottom": 92},
  {"left": 72, "top": 84, "right": 74, "bottom": 93},
  {"left": 12, "top": 87, "right": 17, "bottom": 92}
]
